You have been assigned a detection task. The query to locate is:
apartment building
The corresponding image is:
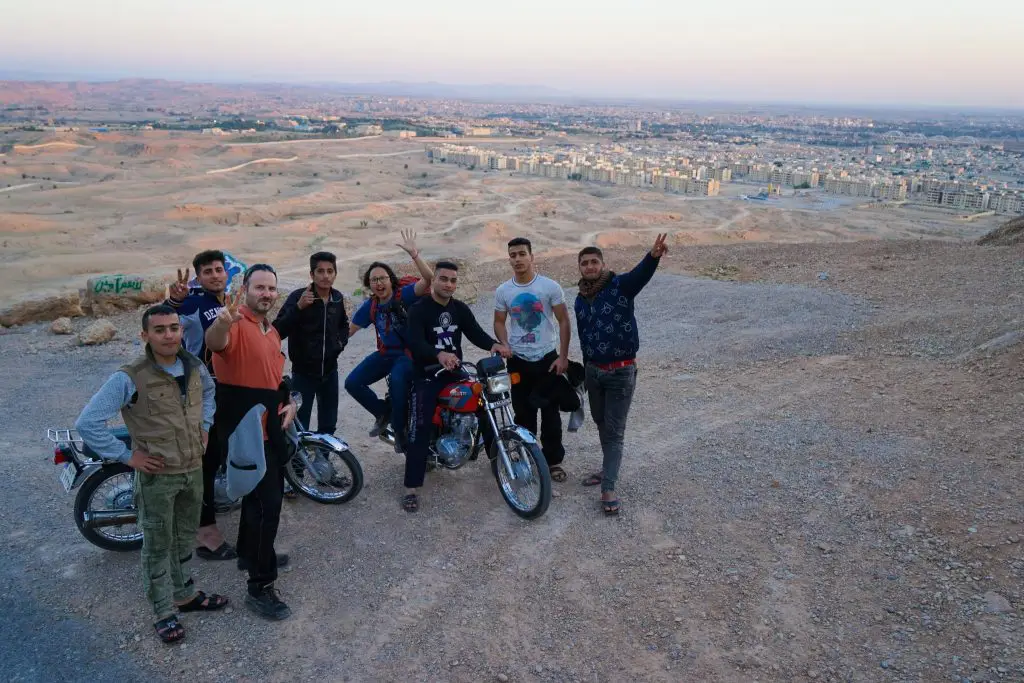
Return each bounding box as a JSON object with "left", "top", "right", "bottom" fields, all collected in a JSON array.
[
  {"left": 709, "top": 167, "right": 733, "bottom": 182},
  {"left": 824, "top": 177, "right": 875, "bottom": 197}
]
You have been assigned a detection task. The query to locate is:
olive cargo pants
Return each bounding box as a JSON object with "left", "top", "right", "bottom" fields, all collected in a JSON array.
[{"left": 135, "top": 468, "right": 203, "bottom": 619}]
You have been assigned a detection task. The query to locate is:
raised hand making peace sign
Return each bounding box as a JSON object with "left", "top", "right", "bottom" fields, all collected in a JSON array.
[
  {"left": 169, "top": 267, "right": 191, "bottom": 301},
  {"left": 216, "top": 286, "right": 245, "bottom": 326},
  {"left": 650, "top": 233, "right": 669, "bottom": 259}
]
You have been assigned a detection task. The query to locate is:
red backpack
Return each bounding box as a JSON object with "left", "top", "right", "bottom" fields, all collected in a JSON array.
[{"left": 369, "top": 275, "right": 419, "bottom": 354}]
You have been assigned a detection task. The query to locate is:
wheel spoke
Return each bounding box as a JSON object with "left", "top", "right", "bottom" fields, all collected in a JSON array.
[
  {"left": 286, "top": 445, "right": 360, "bottom": 502},
  {"left": 89, "top": 472, "right": 141, "bottom": 542}
]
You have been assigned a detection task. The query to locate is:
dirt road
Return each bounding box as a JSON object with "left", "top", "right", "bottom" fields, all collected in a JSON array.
[{"left": 2, "top": 240, "right": 1021, "bottom": 682}]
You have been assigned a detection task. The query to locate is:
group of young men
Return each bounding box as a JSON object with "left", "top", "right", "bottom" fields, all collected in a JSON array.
[{"left": 74, "top": 228, "right": 667, "bottom": 643}]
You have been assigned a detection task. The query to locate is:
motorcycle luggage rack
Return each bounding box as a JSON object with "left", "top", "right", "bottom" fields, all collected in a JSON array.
[{"left": 47, "top": 428, "right": 83, "bottom": 445}]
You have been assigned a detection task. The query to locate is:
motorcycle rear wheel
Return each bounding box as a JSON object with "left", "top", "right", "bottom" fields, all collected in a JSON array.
[
  {"left": 490, "top": 432, "right": 551, "bottom": 520},
  {"left": 283, "top": 441, "right": 364, "bottom": 505},
  {"left": 73, "top": 464, "right": 143, "bottom": 552}
]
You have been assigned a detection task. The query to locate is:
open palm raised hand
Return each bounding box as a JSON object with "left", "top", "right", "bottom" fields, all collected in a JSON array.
[
  {"left": 169, "top": 267, "right": 191, "bottom": 301},
  {"left": 396, "top": 228, "right": 420, "bottom": 258}
]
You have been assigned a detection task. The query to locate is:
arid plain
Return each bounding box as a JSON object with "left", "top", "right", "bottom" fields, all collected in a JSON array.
[{"left": 0, "top": 129, "right": 1004, "bottom": 307}]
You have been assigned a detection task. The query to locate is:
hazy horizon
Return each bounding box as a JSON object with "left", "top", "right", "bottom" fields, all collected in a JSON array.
[{"left": 1, "top": 0, "right": 1022, "bottom": 109}]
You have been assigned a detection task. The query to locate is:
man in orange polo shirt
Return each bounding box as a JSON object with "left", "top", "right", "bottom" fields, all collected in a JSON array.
[{"left": 206, "top": 264, "right": 297, "bottom": 621}]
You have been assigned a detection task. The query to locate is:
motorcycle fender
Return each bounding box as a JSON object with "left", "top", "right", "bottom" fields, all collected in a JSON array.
[
  {"left": 499, "top": 425, "right": 537, "bottom": 445},
  {"left": 298, "top": 432, "right": 349, "bottom": 452},
  {"left": 71, "top": 463, "right": 104, "bottom": 492}
]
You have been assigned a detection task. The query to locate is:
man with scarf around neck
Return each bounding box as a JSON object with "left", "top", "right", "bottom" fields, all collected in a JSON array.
[
  {"left": 574, "top": 234, "right": 668, "bottom": 516},
  {"left": 75, "top": 304, "right": 229, "bottom": 644},
  {"left": 207, "top": 264, "right": 297, "bottom": 621}
]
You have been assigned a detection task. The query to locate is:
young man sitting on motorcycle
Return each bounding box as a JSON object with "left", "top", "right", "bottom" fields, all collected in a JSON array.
[
  {"left": 345, "top": 229, "right": 433, "bottom": 452},
  {"left": 403, "top": 261, "right": 511, "bottom": 512},
  {"left": 75, "top": 304, "right": 229, "bottom": 644}
]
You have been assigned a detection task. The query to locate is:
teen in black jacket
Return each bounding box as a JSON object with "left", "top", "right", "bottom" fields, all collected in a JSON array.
[{"left": 273, "top": 252, "right": 349, "bottom": 435}]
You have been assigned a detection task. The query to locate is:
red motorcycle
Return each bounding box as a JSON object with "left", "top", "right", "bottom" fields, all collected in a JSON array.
[{"left": 380, "top": 355, "right": 551, "bottom": 520}]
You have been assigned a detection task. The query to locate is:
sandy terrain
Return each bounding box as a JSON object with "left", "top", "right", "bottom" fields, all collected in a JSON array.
[{"left": 0, "top": 129, "right": 1005, "bottom": 309}]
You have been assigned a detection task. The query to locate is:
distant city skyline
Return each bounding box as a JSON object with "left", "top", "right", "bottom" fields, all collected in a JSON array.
[{"left": 2, "top": 0, "right": 1022, "bottom": 109}]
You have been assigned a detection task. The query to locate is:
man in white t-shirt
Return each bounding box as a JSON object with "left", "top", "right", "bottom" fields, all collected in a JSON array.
[{"left": 493, "top": 237, "right": 572, "bottom": 482}]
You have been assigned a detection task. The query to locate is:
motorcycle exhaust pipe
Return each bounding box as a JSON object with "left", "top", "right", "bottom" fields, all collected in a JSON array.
[{"left": 82, "top": 510, "right": 138, "bottom": 528}]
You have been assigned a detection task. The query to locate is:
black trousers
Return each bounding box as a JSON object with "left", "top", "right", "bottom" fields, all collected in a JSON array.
[
  {"left": 236, "top": 442, "right": 284, "bottom": 594},
  {"left": 198, "top": 419, "right": 224, "bottom": 527},
  {"left": 508, "top": 351, "right": 565, "bottom": 467}
]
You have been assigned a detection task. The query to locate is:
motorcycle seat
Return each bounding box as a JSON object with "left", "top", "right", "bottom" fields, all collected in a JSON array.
[{"left": 82, "top": 426, "right": 132, "bottom": 461}]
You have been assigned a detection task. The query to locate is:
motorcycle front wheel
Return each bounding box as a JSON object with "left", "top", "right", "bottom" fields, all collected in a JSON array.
[
  {"left": 73, "top": 464, "right": 143, "bottom": 552},
  {"left": 283, "top": 441, "right": 364, "bottom": 505},
  {"left": 490, "top": 431, "right": 551, "bottom": 520}
]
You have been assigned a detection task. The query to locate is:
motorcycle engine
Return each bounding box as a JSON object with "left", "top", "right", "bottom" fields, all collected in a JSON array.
[{"left": 436, "top": 413, "right": 478, "bottom": 467}]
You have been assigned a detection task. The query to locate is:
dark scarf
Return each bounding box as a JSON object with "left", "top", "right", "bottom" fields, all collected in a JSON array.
[{"left": 578, "top": 270, "right": 615, "bottom": 300}]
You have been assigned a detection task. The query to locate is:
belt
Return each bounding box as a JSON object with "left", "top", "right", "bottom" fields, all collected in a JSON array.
[{"left": 591, "top": 359, "right": 636, "bottom": 371}]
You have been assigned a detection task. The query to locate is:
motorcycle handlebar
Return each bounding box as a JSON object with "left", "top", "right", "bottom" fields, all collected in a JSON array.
[{"left": 424, "top": 361, "right": 477, "bottom": 378}]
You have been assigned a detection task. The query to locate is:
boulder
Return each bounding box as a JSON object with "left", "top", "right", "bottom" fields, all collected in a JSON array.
[
  {"left": 83, "top": 275, "right": 167, "bottom": 316},
  {"left": 78, "top": 319, "right": 117, "bottom": 346},
  {"left": 0, "top": 293, "right": 84, "bottom": 327},
  {"left": 50, "top": 317, "right": 74, "bottom": 335}
]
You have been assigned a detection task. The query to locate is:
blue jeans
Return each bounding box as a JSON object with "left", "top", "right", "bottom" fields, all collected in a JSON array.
[
  {"left": 344, "top": 352, "right": 413, "bottom": 439},
  {"left": 291, "top": 370, "right": 339, "bottom": 435}
]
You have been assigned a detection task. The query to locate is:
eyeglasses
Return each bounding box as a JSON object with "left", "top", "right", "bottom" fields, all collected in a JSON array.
[{"left": 369, "top": 276, "right": 389, "bottom": 284}]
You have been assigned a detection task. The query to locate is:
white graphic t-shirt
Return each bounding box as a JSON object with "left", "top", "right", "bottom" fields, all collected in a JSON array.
[{"left": 494, "top": 275, "right": 565, "bottom": 362}]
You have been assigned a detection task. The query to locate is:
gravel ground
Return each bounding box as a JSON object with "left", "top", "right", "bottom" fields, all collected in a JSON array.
[{"left": 1, "top": 239, "right": 1022, "bottom": 682}]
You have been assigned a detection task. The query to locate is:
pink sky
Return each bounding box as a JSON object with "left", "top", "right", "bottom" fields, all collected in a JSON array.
[{"left": 1, "top": 0, "right": 1021, "bottom": 107}]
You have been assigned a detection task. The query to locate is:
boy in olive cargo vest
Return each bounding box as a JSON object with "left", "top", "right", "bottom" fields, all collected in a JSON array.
[{"left": 75, "top": 304, "right": 229, "bottom": 644}]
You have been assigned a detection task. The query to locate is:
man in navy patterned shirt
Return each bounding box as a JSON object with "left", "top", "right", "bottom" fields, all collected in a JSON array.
[{"left": 574, "top": 234, "right": 667, "bottom": 516}]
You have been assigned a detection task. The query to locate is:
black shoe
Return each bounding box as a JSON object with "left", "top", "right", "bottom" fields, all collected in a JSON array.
[
  {"left": 245, "top": 585, "right": 291, "bottom": 621},
  {"left": 237, "top": 553, "right": 289, "bottom": 572},
  {"left": 368, "top": 413, "right": 390, "bottom": 437}
]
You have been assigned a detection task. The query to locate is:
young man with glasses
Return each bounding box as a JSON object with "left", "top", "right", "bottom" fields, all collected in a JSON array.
[{"left": 345, "top": 230, "right": 433, "bottom": 452}]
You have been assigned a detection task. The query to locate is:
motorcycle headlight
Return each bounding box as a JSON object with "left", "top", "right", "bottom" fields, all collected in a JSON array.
[{"left": 486, "top": 373, "right": 512, "bottom": 394}]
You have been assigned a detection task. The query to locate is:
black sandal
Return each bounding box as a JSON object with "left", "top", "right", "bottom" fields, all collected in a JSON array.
[
  {"left": 602, "top": 498, "right": 621, "bottom": 516},
  {"left": 177, "top": 591, "right": 229, "bottom": 612},
  {"left": 154, "top": 616, "right": 185, "bottom": 644},
  {"left": 402, "top": 494, "right": 419, "bottom": 513},
  {"left": 582, "top": 472, "right": 603, "bottom": 487},
  {"left": 549, "top": 465, "right": 567, "bottom": 483},
  {"left": 195, "top": 542, "right": 237, "bottom": 561}
]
